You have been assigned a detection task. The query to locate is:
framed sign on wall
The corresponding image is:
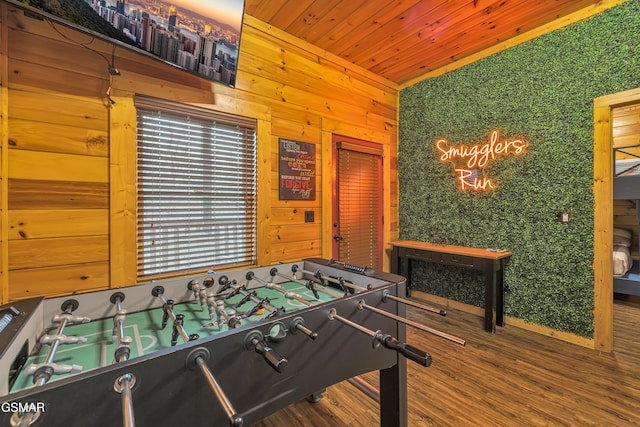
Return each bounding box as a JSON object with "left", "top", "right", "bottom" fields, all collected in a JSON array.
[{"left": 279, "top": 138, "right": 316, "bottom": 200}]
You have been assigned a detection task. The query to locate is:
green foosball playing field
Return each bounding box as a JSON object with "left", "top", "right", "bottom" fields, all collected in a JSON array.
[{"left": 11, "top": 280, "right": 336, "bottom": 393}]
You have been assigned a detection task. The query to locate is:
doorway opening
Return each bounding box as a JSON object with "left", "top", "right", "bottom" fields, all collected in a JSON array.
[{"left": 593, "top": 87, "right": 640, "bottom": 352}]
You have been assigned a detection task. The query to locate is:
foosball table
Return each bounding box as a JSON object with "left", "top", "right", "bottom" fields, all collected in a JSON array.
[{"left": 0, "top": 258, "right": 464, "bottom": 427}]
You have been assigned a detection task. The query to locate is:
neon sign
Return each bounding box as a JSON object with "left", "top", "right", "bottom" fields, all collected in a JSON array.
[{"left": 436, "top": 129, "right": 527, "bottom": 191}]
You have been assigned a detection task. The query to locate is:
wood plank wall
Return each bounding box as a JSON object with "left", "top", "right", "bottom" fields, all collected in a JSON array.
[
  {"left": 613, "top": 103, "right": 640, "bottom": 258},
  {"left": 0, "top": 2, "right": 399, "bottom": 303}
]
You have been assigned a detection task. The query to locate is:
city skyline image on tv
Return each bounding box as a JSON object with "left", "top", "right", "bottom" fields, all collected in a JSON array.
[{"left": 14, "top": 0, "right": 246, "bottom": 87}]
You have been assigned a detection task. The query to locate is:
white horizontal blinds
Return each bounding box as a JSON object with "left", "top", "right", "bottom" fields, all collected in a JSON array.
[
  {"left": 135, "top": 97, "right": 257, "bottom": 279},
  {"left": 337, "top": 143, "right": 382, "bottom": 269}
]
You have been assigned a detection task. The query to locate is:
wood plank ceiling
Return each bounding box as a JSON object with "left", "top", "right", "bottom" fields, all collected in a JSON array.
[{"left": 244, "top": 0, "right": 604, "bottom": 86}]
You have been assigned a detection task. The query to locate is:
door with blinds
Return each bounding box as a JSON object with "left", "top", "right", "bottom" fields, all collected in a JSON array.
[{"left": 332, "top": 138, "right": 383, "bottom": 270}]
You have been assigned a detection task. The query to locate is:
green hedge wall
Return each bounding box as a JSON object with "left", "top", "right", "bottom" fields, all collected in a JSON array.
[{"left": 398, "top": 1, "right": 640, "bottom": 338}]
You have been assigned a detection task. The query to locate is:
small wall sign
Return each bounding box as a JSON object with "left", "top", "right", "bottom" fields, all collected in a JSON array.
[
  {"left": 436, "top": 129, "right": 527, "bottom": 191},
  {"left": 279, "top": 138, "right": 316, "bottom": 200}
]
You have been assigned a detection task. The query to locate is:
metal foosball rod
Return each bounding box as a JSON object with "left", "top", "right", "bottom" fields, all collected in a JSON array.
[
  {"left": 14, "top": 300, "right": 90, "bottom": 427},
  {"left": 357, "top": 300, "right": 466, "bottom": 346},
  {"left": 380, "top": 289, "right": 447, "bottom": 316},
  {"left": 201, "top": 298, "right": 243, "bottom": 330},
  {"left": 152, "top": 286, "right": 243, "bottom": 427},
  {"left": 111, "top": 292, "right": 133, "bottom": 362},
  {"left": 270, "top": 267, "right": 344, "bottom": 299},
  {"left": 189, "top": 277, "right": 216, "bottom": 309},
  {"left": 232, "top": 289, "right": 260, "bottom": 309},
  {"left": 110, "top": 292, "right": 137, "bottom": 427},
  {"left": 244, "top": 297, "right": 285, "bottom": 319},
  {"left": 192, "top": 352, "right": 243, "bottom": 426},
  {"left": 222, "top": 282, "right": 251, "bottom": 304},
  {"left": 218, "top": 280, "right": 265, "bottom": 311},
  {"left": 189, "top": 277, "right": 243, "bottom": 330},
  {"left": 213, "top": 283, "right": 317, "bottom": 341},
  {"left": 215, "top": 277, "right": 318, "bottom": 339},
  {"left": 29, "top": 300, "right": 90, "bottom": 386},
  {"left": 289, "top": 316, "right": 318, "bottom": 340},
  {"left": 203, "top": 297, "right": 243, "bottom": 330},
  {"left": 229, "top": 284, "right": 286, "bottom": 320},
  {"left": 291, "top": 264, "right": 353, "bottom": 293},
  {"left": 327, "top": 308, "right": 432, "bottom": 367},
  {"left": 293, "top": 264, "right": 448, "bottom": 316},
  {"left": 215, "top": 276, "right": 317, "bottom": 340},
  {"left": 215, "top": 277, "right": 290, "bottom": 321},
  {"left": 245, "top": 271, "right": 314, "bottom": 306}
]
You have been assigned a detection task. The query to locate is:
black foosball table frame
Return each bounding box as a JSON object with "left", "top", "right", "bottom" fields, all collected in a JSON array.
[{"left": 0, "top": 258, "right": 452, "bottom": 427}]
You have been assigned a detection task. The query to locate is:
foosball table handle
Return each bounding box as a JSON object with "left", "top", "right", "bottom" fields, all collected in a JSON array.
[
  {"left": 377, "top": 333, "right": 432, "bottom": 367},
  {"left": 253, "top": 338, "right": 288, "bottom": 373},
  {"left": 244, "top": 331, "right": 288, "bottom": 373}
]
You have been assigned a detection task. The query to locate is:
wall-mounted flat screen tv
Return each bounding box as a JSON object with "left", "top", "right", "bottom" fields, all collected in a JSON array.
[{"left": 10, "top": 0, "right": 245, "bottom": 87}]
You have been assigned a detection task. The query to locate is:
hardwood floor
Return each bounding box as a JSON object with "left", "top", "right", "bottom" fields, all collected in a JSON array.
[{"left": 256, "top": 295, "right": 640, "bottom": 426}]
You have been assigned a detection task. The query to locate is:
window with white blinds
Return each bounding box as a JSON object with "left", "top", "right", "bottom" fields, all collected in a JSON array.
[{"left": 135, "top": 97, "right": 257, "bottom": 279}]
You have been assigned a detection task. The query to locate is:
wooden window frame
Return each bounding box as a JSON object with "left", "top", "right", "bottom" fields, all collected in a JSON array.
[{"left": 134, "top": 96, "right": 257, "bottom": 281}]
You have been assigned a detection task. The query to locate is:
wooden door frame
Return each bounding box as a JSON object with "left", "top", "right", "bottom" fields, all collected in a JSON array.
[
  {"left": 593, "top": 87, "right": 640, "bottom": 352},
  {"left": 320, "top": 124, "right": 393, "bottom": 271},
  {"left": 330, "top": 135, "right": 384, "bottom": 268}
]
